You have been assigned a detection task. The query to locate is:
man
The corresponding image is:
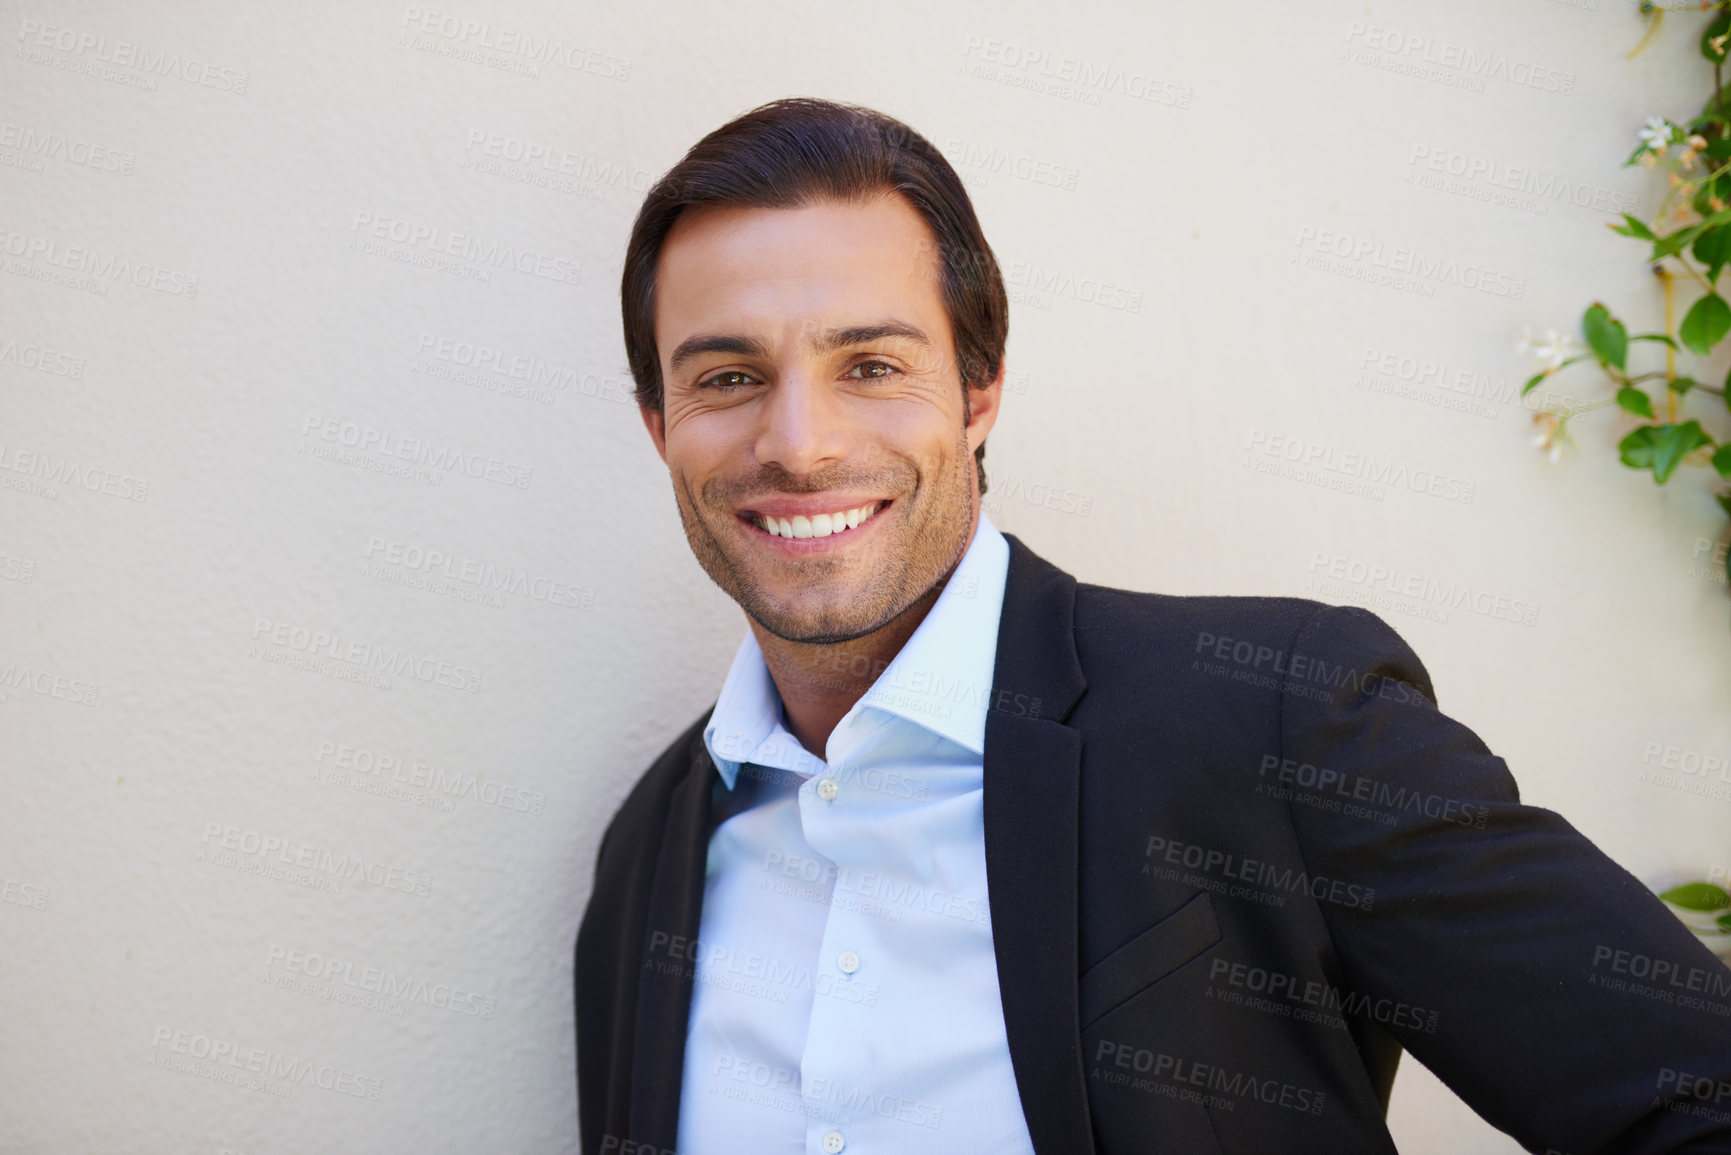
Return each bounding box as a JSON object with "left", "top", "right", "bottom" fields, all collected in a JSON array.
[{"left": 576, "top": 97, "right": 1731, "bottom": 1154}]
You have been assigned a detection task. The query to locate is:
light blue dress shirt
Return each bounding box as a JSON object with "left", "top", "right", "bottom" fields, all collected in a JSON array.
[{"left": 676, "top": 512, "right": 1038, "bottom": 1155}]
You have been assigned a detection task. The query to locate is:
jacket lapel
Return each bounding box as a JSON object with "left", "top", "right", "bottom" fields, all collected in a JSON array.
[{"left": 986, "top": 532, "right": 1095, "bottom": 1155}]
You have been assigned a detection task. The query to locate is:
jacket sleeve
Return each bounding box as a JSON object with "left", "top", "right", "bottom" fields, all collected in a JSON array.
[{"left": 1277, "top": 603, "right": 1731, "bottom": 1155}]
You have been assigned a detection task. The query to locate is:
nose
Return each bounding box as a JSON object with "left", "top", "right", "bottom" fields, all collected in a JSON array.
[{"left": 752, "top": 366, "right": 851, "bottom": 477}]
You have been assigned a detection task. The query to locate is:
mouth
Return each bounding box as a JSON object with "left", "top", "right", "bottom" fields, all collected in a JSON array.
[{"left": 737, "top": 500, "right": 890, "bottom": 545}]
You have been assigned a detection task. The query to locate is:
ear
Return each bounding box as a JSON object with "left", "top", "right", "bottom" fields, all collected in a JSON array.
[
  {"left": 639, "top": 401, "right": 669, "bottom": 465},
  {"left": 964, "top": 361, "right": 1005, "bottom": 455}
]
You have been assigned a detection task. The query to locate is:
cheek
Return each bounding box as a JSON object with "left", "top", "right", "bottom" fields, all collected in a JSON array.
[
  {"left": 665, "top": 406, "right": 748, "bottom": 468},
  {"left": 860, "top": 394, "right": 964, "bottom": 457}
]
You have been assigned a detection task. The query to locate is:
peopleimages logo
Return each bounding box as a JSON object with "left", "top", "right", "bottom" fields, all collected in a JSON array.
[
  {"left": 364, "top": 536, "right": 593, "bottom": 611},
  {"left": 0, "top": 660, "right": 100, "bottom": 706},
  {"left": 1257, "top": 754, "right": 1489, "bottom": 829},
  {"left": 0, "top": 335, "right": 86, "bottom": 378},
  {"left": 399, "top": 7, "right": 632, "bottom": 79},
  {"left": 1243, "top": 428, "right": 1477, "bottom": 504},
  {"left": 1092, "top": 1039, "right": 1328, "bottom": 1115},
  {"left": 250, "top": 616, "right": 484, "bottom": 694},
  {"left": 1343, "top": 21, "right": 1576, "bottom": 95},
  {"left": 0, "top": 443, "right": 149, "bottom": 502},
  {"left": 200, "top": 822, "right": 434, "bottom": 897},
  {"left": 349, "top": 211, "right": 581, "bottom": 287},
  {"left": 1407, "top": 145, "right": 1639, "bottom": 216},
  {"left": 1144, "top": 834, "right": 1375, "bottom": 910},
  {"left": 1206, "top": 956, "right": 1440, "bottom": 1034},
  {"left": 0, "top": 227, "right": 199, "bottom": 297},
  {"left": 1293, "top": 226, "right": 1526, "bottom": 299},
  {"left": 300, "top": 415, "right": 533, "bottom": 489},
  {"left": 1305, "top": 551, "right": 1539, "bottom": 627},
  {"left": 148, "top": 1027, "right": 381, "bottom": 1100},
  {"left": 15, "top": 20, "right": 250, "bottom": 93},
  {"left": 264, "top": 944, "right": 496, "bottom": 1019},
  {"left": 0, "top": 121, "right": 136, "bottom": 174}
]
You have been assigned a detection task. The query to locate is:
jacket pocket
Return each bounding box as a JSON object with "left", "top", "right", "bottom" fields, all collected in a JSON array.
[{"left": 1079, "top": 891, "right": 1221, "bottom": 1030}]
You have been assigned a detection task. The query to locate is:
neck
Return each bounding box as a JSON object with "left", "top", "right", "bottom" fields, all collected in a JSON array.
[{"left": 750, "top": 506, "right": 979, "bottom": 761}]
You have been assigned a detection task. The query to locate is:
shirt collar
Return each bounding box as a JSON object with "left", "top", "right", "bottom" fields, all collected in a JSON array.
[{"left": 702, "top": 512, "right": 1011, "bottom": 790}]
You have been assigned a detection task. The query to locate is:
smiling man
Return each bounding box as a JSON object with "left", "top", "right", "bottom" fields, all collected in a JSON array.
[
  {"left": 575, "top": 98, "right": 1731, "bottom": 1155},
  {"left": 643, "top": 189, "right": 995, "bottom": 755}
]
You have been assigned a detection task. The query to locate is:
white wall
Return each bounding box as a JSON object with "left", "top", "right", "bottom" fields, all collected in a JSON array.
[{"left": 2, "top": 1, "right": 1725, "bottom": 1151}]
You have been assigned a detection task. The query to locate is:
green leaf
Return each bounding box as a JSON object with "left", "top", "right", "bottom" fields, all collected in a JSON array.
[
  {"left": 1661, "top": 882, "right": 1731, "bottom": 911},
  {"left": 1630, "top": 333, "right": 1679, "bottom": 349},
  {"left": 1704, "top": 83, "right": 1731, "bottom": 122},
  {"left": 1582, "top": 302, "right": 1629, "bottom": 369},
  {"left": 1681, "top": 293, "right": 1731, "bottom": 355},
  {"left": 1695, "top": 227, "right": 1731, "bottom": 280},
  {"left": 1714, "top": 444, "right": 1731, "bottom": 478},
  {"left": 1703, "top": 11, "right": 1730, "bottom": 62},
  {"left": 1719, "top": 911, "right": 1731, "bottom": 933},
  {"left": 1669, "top": 375, "right": 1698, "bottom": 395},
  {"left": 1620, "top": 422, "right": 1715, "bottom": 483},
  {"left": 1616, "top": 386, "right": 1654, "bottom": 417},
  {"left": 1718, "top": 490, "right": 1731, "bottom": 519},
  {"left": 1699, "top": 178, "right": 1731, "bottom": 219},
  {"left": 1619, "top": 426, "right": 1658, "bottom": 471},
  {"left": 1611, "top": 213, "right": 1658, "bottom": 240},
  {"left": 1652, "top": 225, "right": 1704, "bottom": 261},
  {"left": 1654, "top": 421, "right": 1714, "bottom": 483},
  {"left": 1521, "top": 370, "right": 1548, "bottom": 398}
]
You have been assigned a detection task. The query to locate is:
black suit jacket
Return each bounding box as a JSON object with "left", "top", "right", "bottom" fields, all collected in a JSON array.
[{"left": 576, "top": 532, "right": 1731, "bottom": 1153}]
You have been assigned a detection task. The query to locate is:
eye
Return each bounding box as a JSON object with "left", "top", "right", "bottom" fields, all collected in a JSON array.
[
  {"left": 696, "top": 370, "right": 758, "bottom": 391},
  {"left": 845, "top": 359, "right": 902, "bottom": 381}
]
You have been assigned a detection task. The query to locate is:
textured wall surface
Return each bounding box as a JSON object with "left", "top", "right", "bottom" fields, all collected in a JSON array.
[{"left": 2, "top": 1, "right": 1726, "bottom": 1152}]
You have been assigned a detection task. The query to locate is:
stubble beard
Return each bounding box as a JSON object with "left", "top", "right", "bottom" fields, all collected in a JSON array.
[{"left": 671, "top": 432, "right": 977, "bottom": 646}]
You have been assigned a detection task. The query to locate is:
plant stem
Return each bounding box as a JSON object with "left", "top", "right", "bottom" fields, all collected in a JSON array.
[
  {"left": 1661, "top": 264, "right": 1677, "bottom": 421},
  {"left": 1628, "top": 6, "right": 1663, "bottom": 58},
  {"left": 1557, "top": 397, "right": 1620, "bottom": 420},
  {"left": 1670, "top": 255, "right": 1715, "bottom": 297}
]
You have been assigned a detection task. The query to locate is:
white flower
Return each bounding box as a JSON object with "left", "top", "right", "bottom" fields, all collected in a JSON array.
[
  {"left": 1634, "top": 117, "right": 1675, "bottom": 153},
  {"left": 1638, "top": 116, "right": 1676, "bottom": 153},
  {"left": 1531, "top": 411, "right": 1566, "bottom": 464},
  {"left": 1516, "top": 325, "right": 1577, "bottom": 370}
]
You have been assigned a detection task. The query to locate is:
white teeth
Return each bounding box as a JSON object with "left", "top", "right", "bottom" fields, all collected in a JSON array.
[{"left": 754, "top": 502, "right": 881, "bottom": 540}]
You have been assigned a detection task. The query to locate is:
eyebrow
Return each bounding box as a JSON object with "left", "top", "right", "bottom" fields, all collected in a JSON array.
[{"left": 667, "top": 320, "right": 934, "bottom": 376}]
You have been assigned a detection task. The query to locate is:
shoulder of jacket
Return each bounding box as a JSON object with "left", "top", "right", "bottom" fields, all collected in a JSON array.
[
  {"left": 598, "top": 705, "right": 714, "bottom": 862},
  {"left": 1071, "top": 580, "right": 1332, "bottom": 641}
]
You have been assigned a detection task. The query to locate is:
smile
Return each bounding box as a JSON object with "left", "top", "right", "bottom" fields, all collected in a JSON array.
[{"left": 746, "top": 501, "right": 886, "bottom": 540}]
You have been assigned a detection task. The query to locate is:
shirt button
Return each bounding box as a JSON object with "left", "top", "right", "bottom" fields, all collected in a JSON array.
[
  {"left": 816, "top": 777, "right": 840, "bottom": 801},
  {"left": 837, "top": 950, "right": 860, "bottom": 974},
  {"left": 822, "top": 1131, "right": 845, "bottom": 1153}
]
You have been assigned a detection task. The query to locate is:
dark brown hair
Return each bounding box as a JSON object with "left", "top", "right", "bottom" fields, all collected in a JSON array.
[{"left": 619, "top": 97, "right": 1008, "bottom": 495}]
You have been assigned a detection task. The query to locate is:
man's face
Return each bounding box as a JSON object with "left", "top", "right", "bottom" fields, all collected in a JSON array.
[{"left": 641, "top": 193, "right": 1001, "bottom": 645}]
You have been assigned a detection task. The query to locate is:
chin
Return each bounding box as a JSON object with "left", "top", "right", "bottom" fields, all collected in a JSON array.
[{"left": 752, "top": 601, "right": 885, "bottom": 646}]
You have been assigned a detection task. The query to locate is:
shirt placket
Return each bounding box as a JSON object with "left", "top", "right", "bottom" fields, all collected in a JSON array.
[{"left": 793, "top": 714, "right": 905, "bottom": 1155}]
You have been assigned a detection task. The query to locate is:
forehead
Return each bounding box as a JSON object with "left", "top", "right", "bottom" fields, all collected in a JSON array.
[{"left": 653, "top": 193, "right": 949, "bottom": 355}]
